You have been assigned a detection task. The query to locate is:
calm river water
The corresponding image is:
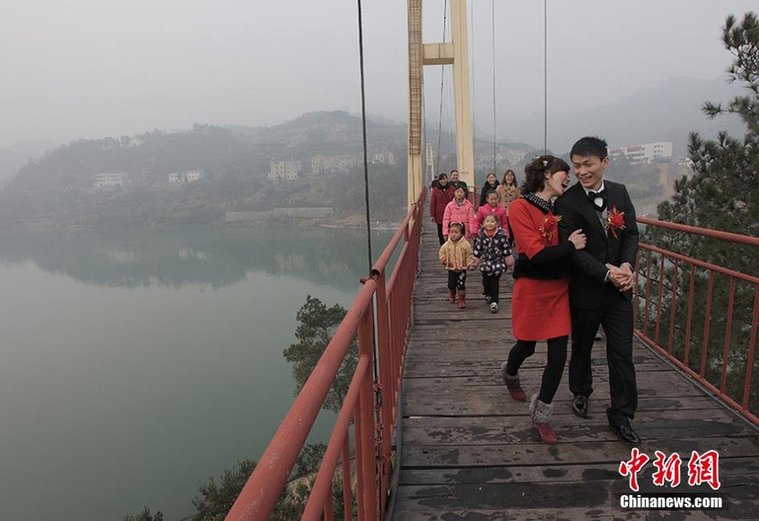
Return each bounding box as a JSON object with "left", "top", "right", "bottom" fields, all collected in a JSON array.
[{"left": 0, "top": 225, "right": 390, "bottom": 521}]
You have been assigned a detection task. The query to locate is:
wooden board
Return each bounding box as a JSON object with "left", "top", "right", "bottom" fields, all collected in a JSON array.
[{"left": 391, "top": 222, "right": 759, "bottom": 520}]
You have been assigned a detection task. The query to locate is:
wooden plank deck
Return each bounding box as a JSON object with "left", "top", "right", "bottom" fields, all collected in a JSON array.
[{"left": 391, "top": 221, "right": 759, "bottom": 520}]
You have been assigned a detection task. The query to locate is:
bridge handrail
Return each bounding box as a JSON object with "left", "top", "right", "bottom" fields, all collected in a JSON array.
[
  {"left": 226, "top": 190, "right": 426, "bottom": 521},
  {"left": 371, "top": 199, "right": 419, "bottom": 279},
  {"left": 637, "top": 215, "right": 759, "bottom": 246},
  {"left": 635, "top": 217, "right": 758, "bottom": 426}
]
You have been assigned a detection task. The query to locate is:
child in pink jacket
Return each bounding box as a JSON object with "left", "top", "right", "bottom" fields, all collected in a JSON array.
[
  {"left": 474, "top": 189, "right": 509, "bottom": 235},
  {"left": 443, "top": 186, "right": 477, "bottom": 240}
]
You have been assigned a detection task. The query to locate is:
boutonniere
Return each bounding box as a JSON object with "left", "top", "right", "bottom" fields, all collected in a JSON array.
[
  {"left": 540, "top": 213, "right": 562, "bottom": 240},
  {"left": 605, "top": 206, "right": 626, "bottom": 238}
]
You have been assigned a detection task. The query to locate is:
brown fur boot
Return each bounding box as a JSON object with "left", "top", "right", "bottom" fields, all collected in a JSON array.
[
  {"left": 530, "top": 393, "right": 558, "bottom": 445},
  {"left": 501, "top": 364, "right": 527, "bottom": 401}
]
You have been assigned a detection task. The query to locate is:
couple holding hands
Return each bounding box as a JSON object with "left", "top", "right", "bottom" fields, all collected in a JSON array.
[{"left": 503, "top": 136, "right": 640, "bottom": 445}]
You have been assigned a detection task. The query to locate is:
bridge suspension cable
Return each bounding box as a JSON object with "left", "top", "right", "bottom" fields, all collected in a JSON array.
[
  {"left": 491, "top": 0, "right": 497, "bottom": 173},
  {"left": 355, "top": 0, "right": 372, "bottom": 270},
  {"left": 481, "top": 0, "right": 550, "bottom": 161},
  {"left": 436, "top": 0, "right": 449, "bottom": 173},
  {"left": 543, "top": 0, "right": 548, "bottom": 153},
  {"left": 470, "top": 0, "right": 476, "bottom": 164}
]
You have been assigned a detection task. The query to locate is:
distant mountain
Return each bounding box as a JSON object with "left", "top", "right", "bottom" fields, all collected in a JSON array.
[
  {"left": 0, "top": 139, "right": 58, "bottom": 182},
  {"left": 511, "top": 77, "right": 748, "bottom": 155},
  {"left": 8, "top": 112, "right": 407, "bottom": 191},
  {"left": 235, "top": 110, "right": 406, "bottom": 157},
  {"left": 0, "top": 112, "right": 411, "bottom": 228}
]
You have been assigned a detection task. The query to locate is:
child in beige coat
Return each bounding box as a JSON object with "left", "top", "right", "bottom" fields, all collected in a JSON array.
[{"left": 439, "top": 222, "right": 474, "bottom": 308}]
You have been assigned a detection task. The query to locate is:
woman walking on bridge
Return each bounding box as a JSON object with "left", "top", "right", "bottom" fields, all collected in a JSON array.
[
  {"left": 430, "top": 173, "right": 454, "bottom": 245},
  {"left": 501, "top": 156, "right": 587, "bottom": 445},
  {"left": 497, "top": 169, "right": 520, "bottom": 211},
  {"left": 478, "top": 172, "right": 500, "bottom": 207}
]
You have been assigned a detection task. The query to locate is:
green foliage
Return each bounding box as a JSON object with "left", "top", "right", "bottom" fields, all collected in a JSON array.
[
  {"left": 641, "top": 11, "right": 759, "bottom": 412},
  {"left": 295, "top": 443, "right": 327, "bottom": 477},
  {"left": 123, "top": 507, "right": 164, "bottom": 521},
  {"left": 702, "top": 12, "right": 759, "bottom": 135},
  {"left": 655, "top": 11, "right": 759, "bottom": 243},
  {"left": 192, "top": 458, "right": 258, "bottom": 521},
  {"left": 179, "top": 443, "right": 349, "bottom": 521},
  {"left": 271, "top": 475, "right": 354, "bottom": 521},
  {"left": 327, "top": 163, "right": 408, "bottom": 222},
  {"left": 283, "top": 295, "right": 358, "bottom": 413},
  {"left": 606, "top": 157, "right": 665, "bottom": 205}
]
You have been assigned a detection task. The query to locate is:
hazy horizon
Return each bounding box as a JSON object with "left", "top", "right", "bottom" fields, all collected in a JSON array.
[{"left": 1, "top": 1, "right": 756, "bottom": 149}]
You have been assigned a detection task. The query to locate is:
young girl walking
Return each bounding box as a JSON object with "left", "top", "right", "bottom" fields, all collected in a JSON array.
[
  {"left": 442, "top": 186, "right": 476, "bottom": 241},
  {"left": 439, "top": 222, "right": 473, "bottom": 309},
  {"left": 501, "top": 156, "right": 587, "bottom": 445},
  {"left": 473, "top": 214, "right": 514, "bottom": 313},
  {"left": 474, "top": 189, "right": 508, "bottom": 235}
]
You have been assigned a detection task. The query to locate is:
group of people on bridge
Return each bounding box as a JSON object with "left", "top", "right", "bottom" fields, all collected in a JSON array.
[{"left": 431, "top": 136, "right": 640, "bottom": 447}]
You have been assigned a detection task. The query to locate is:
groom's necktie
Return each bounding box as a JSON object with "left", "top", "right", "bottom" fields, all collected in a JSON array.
[{"left": 588, "top": 189, "right": 607, "bottom": 212}]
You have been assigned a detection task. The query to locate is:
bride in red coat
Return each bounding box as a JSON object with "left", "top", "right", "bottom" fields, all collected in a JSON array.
[{"left": 500, "top": 155, "right": 587, "bottom": 445}]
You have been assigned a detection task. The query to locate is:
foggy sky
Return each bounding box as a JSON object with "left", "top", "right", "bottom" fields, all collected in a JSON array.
[{"left": 1, "top": 0, "right": 756, "bottom": 148}]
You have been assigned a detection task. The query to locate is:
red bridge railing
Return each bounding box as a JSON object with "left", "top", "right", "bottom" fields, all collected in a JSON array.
[
  {"left": 634, "top": 216, "right": 759, "bottom": 426},
  {"left": 226, "top": 190, "right": 425, "bottom": 521}
]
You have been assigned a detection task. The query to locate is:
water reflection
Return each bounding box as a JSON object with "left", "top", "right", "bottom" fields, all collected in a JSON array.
[{"left": 0, "top": 226, "right": 391, "bottom": 290}]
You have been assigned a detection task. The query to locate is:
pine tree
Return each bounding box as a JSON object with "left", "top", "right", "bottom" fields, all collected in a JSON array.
[
  {"left": 123, "top": 507, "right": 164, "bottom": 521},
  {"left": 642, "top": 12, "right": 759, "bottom": 412},
  {"left": 656, "top": 12, "right": 758, "bottom": 253},
  {"left": 283, "top": 295, "right": 358, "bottom": 413}
]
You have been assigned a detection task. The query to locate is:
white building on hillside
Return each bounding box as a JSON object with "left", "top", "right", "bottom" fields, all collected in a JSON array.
[
  {"left": 269, "top": 160, "right": 302, "bottom": 181},
  {"left": 185, "top": 170, "right": 203, "bottom": 182},
  {"left": 169, "top": 170, "right": 204, "bottom": 184},
  {"left": 610, "top": 141, "right": 673, "bottom": 165},
  {"left": 310, "top": 154, "right": 360, "bottom": 175},
  {"left": 94, "top": 172, "right": 124, "bottom": 189},
  {"left": 371, "top": 150, "right": 397, "bottom": 165}
]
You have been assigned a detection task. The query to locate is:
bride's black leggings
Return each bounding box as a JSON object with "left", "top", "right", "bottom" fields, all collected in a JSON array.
[{"left": 505, "top": 336, "right": 568, "bottom": 404}]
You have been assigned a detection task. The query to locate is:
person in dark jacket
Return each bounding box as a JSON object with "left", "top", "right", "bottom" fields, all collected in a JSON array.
[
  {"left": 449, "top": 169, "right": 468, "bottom": 194},
  {"left": 554, "top": 136, "right": 640, "bottom": 445},
  {"left": 479, "top": 172, "right": 501, "bottom": 207},
  {"left": 430, "top": 173, "right": 454, "bottom": 244}
]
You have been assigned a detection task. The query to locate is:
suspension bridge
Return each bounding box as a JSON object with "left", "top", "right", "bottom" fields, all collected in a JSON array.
[{"left": 225, "top": 1, "right": 759, "bottom": 519}]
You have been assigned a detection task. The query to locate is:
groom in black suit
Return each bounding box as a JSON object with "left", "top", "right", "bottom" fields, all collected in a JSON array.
[{"left": 554, "top": 136, "right": 640, "bottom": 444}]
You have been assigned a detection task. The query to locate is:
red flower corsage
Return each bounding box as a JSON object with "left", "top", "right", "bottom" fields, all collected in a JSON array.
[
  {"left": 540, "top": 213, "right": 562, "bottom": 241},
  {"left": 605, "top": 206, "right": 626, "bottom": 238}
]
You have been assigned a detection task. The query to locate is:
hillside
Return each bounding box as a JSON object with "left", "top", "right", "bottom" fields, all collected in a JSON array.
[
  {"left": 0, "top": 112, "right": 410, "bottom": 228},
  {"left": 0, "top": 139, "right": 58, "bottom": 183},
  {"left": 9, "top": 112, "right": 407, "bottom": 191},
  {"left": 0, "top": 94, "right": 710, "bottom": 229}
]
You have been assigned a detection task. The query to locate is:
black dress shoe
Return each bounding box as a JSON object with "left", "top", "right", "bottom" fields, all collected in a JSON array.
[
  {"left": 571, "top": 395, "right": 588, "bottom": 418},
  {"left": 611, "top": 422, "right": 641, "bottom": 445}
]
